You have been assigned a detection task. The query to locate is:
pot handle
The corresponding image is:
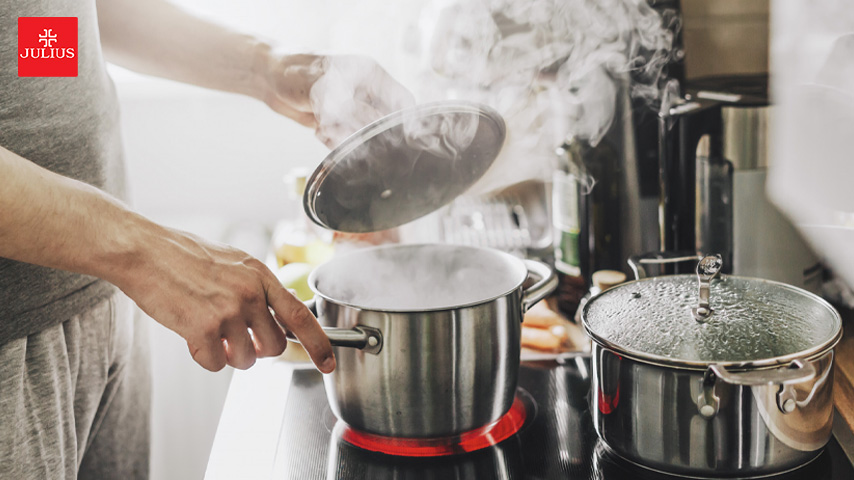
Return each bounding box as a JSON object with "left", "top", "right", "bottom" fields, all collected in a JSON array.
[
  {"left": 286, "top": 298, "right": 384, "bottom": 355},
  {"left": 709, "top": 359, "right": 817, "bottom": 386},
  {"left": 627, "top": 251, "right": 703, "bottom": 279},
  {"left": 700, "top": 360, "right": 817, "bottom": 416},
  {"left": 521, "top": 259, "right": 559, "bottom": 314}
]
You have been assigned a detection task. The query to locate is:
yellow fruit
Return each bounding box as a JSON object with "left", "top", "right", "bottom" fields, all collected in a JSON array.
[{"left": 275, "top": 262, "right": 315, "bottom": 301}]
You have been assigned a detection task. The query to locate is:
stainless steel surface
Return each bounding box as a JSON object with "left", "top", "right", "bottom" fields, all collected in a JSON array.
[
  {"left": 521, "top": 259, "right": 558, "bottom": 313},
  {"left": 317, "top": 291, "right": 520, "bottom": 438},
  {"left": 722, "top": 103, "right": 769, "bottom": 170},
  {"left": 292, "top": 298, "right": 383, "bottom": 354},
  {"left": 709, "top": 360, "right": 817, "bottom": 387},
  {"left": 307, "top": 244, "right": 556, "bottom": 438},
  {"left": 628, "top": 252, "right": 704, "bottom": 279},
  {"left": 585, "top": 252, "right": 843, "bottom": 476},
  {"left": 673, "top": 75, "right": 823, "bottom": 292},
  {"left": 691, "top": 254, "right": 722, "bottom": 322},
  {"left": 304, "top": 101, "right": 506, "bottom": 233},
  {"left": 591, "top": 343, "right": 836, "bottom": 477},
  {"left": 287, "top": 324, "right": 383, "bottom": 355}
]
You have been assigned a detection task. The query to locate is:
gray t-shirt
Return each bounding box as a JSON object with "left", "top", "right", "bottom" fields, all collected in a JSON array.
[{"left": 0, "top": 0, "right": 127, "bottom": 343}]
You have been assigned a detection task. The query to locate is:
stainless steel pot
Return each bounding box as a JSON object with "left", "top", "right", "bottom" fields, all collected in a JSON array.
[
  {"left": 296, "top": 243, "right": 557, "bottom": 438},
  {"left": 581, "top": 255, "right": 843, "bottom": 477}
]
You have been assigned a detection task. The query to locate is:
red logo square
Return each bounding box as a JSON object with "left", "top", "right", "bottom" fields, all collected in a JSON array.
[{"left": 18, "top": 17, "right": 78, "bottom": 77}]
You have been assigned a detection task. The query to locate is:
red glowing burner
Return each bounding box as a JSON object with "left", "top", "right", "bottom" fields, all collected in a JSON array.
[{"left": 339, "top": 396, "right": 528, "bottom": 457}]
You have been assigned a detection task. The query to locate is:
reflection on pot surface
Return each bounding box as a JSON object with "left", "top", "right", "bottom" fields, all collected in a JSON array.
[
  {"left": 583, "top": 255, "right": 843, "bottom": 477},
  {"left": 591, "top": 439, "right": 837, "bottom": 480},
  {"left": 298, "top": 244, "right": 557, "bottom": 439},
  {"left": 592, "top": 345, "right": 835, "bottom": 477},
  {"left": 267, "top": 360, "right": 854, "bottom": 479},
  {"left": 326, "top": 421, "right": 524, "bottom": 480}
]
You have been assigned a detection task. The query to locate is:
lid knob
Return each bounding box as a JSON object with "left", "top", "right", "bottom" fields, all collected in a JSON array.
[{"left": 692, "top": 254, "right": 722, "bottom": 323}]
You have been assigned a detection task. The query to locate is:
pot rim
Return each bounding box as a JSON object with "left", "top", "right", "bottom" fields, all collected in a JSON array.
[
  {"left": 308, "top": 243, "right": 529, "bottom": 313},
  {"left": 581, "top": 275, "right": 844, "bottom": 371}
]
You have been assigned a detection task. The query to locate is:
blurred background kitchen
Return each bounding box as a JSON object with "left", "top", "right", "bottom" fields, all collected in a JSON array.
[{"left": 107, "top": 0, "right": 854, "bottom": 478}]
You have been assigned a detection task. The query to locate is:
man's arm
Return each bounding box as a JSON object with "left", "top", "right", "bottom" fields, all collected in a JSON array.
[
  {"left": 95, "top": 0, "right": 414, "bottom": 147},
  {"left": 0, "top": 144, "right": 335, "bottom": 373},
  {"left": 96, "top": 0, "right": 320, "bottom": 126}
]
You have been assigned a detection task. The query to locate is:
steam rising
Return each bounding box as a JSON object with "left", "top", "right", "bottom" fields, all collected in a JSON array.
[
  {"left": 417, "top": 0, "right": 681, "bottom": 194},
  {"left": 307, "top": 0, "right": 681, "bottom": 204},
  {"left": 426, "top": 0, "right": 680, "bottom": 148},
  {"left": 313, "top": 244, "right": 526, "bottom": 310}
]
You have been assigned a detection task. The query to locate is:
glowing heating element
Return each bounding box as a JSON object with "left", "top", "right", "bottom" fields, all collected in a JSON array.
[{"left": 340, "top": 396, "right": 528, "bottom": 457}]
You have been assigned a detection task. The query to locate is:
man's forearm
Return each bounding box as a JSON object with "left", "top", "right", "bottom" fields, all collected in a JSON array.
[
  {"left": 96, "top": 0, "right": 272, "bottom": 102},
  {"left": 0, "top": 144, "right": 153, "bottom": 287},
  {"left": 0, "top": 144, "right": 336, "bottom": 372}
]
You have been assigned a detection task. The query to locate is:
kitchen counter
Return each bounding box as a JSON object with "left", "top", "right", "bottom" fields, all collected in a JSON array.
[{"left": 205, "top": 356, "right": 300, "bottom": 480}]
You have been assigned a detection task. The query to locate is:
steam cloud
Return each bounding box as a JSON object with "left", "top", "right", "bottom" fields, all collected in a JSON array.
[
  {"left": 307, "top": 0, "right": 680, "bottom": 199},
  {"left": 426, "top": 0, "right": 680, "bottom": 144},
  {"left": 313, "top": 244, "right": 524, "bottom": 310},
  {"left": 418, "top": 0, "right": 681, "bottom": 193}
]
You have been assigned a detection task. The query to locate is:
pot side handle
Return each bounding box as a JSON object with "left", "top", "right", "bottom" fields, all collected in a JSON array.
[
  {"left": 286, "top": 298, "right": 384, "bottom": 355},
  {"left": 627, "top": 251, "right": 704, "bottom": 279},
  {"left": 703, "top": 360, "right": 817, "bottom": 416},
  {"left": 521, "top": 259, "right": 558, "bottom": 314},
  {"left": 709, "top": 359, "right": 817, "bottom": 386}
]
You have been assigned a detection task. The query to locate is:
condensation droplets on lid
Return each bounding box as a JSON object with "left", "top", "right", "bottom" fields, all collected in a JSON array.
[{"left": 582, "top": 275, "right": 842, "bottom": 364}]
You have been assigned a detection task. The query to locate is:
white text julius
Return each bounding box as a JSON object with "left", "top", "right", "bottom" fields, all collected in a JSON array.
[{"left": 19, "top": 48, "right": 75, "bottom": 59}]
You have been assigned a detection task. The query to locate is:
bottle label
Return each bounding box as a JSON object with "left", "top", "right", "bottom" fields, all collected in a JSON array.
[{"left": 553, "top": 172, "right": 581, "bottom": 276}]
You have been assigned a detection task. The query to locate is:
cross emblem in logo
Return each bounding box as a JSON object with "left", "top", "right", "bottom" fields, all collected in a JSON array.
[{"left": 38, "top": 29, "right": 57, "bottom": 48}]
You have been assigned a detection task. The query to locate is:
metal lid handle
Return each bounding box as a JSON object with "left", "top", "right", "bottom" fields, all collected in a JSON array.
[{"left": 692, "top": 254, "right": 722, "bottom": 323}]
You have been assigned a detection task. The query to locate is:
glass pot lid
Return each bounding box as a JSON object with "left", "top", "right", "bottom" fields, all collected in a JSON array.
[
  {"left": 582, "top": 256, "right": 842, "bottom": 366},
  {"left": 304, "top": 101, "right": 506, "bottom": 233}
]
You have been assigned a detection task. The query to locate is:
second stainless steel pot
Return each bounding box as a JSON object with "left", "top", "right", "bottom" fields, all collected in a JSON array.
[
  {"left": 582, "top": 255, "right": 843, "bottom": 477},
  {"left": 299, "top": 243, "right": 557, "bottom": 438}
]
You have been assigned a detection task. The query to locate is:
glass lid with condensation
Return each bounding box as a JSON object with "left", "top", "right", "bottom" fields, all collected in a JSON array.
[
  {"left": 303, "top": 101, "right": 506, "bottom": 233},
  {"left": 582, "top": 272, "right": 842, "bottom": 365}
]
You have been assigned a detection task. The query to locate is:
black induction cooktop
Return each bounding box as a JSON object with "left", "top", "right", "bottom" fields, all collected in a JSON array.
[{"left": 270, "top": 358, "right": 854, "bottom": 479}]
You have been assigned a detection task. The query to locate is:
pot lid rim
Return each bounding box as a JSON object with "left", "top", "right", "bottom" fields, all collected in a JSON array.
[
  {"left": 581, "top": 274, "right": 844, "bottom": 367},
  {"left": 584, "top": 326, "right": 842, "bottom": 371},
  {"left": 303, "top": 100, "right": 506, "bottom": 233}
]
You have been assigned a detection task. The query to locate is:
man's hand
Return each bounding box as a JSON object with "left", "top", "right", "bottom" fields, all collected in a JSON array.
[
  {"left": 0, "top": 145, "right": 335, "bottom": 373},
  {"left": 263, "top": 54, "right": 416, "bottom": 148},
  {"left": 113, "top": 225, "right": 335, "bottom": 372},
  {"left": 97, "top": 0, "right": 413, "bottom": 148}
]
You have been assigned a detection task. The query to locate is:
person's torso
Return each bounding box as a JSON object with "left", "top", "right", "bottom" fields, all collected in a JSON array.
[{"left": 0, "top": 0, "right": 126, "bottom": 342}]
